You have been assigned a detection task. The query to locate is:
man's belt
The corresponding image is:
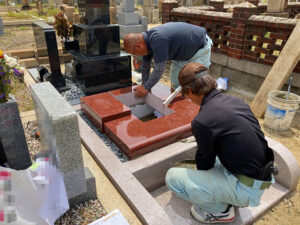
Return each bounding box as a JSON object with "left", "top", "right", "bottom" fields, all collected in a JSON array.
[{"left": 235, "top": 174, "right": 272, "bottom": 190}]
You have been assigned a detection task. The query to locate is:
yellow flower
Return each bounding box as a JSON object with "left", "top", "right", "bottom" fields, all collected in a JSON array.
[{"left": 0, "top": 49, "right": 3, "bottom": 58}]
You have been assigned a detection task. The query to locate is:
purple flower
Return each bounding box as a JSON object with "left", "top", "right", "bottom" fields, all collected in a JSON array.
[
  {"left": 3, "top": 80, "right": 7, "bottom": 85},
  {"left": 8, "top": 79, "right": 11, "bottom": 84},
  {"left": 0, "top": 72, "right": 4, "bottom": 76},
  {"left": 13, "top": 68, "right": 20, "bottom": 76},
  {"left": 0, "top": 94, "right": 5, "bottom": 99}
]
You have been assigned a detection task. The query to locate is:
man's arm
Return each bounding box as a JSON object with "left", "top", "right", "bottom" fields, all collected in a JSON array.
[
  {"left": 141, "top": 56, "right": 152, "bottom": 84},
  {"left": 191, "top": 120, "right": 216, "bottom": 170},
  {"left": 143, "top": 61, "right": 167, "bottom": 91}
]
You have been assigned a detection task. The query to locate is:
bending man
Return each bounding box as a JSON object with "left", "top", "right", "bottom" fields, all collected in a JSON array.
[{"left": 124, "top": 22, "right": 213, "bottom": 97}]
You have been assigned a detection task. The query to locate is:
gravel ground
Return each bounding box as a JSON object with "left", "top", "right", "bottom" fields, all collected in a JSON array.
[{"left": 23, "top": 121, "right": 108, "bottom": 224}]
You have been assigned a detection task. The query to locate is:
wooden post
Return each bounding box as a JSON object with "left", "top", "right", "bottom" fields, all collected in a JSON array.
[{"left": 250, "top": 21, "right": 300, "bottom": 118}]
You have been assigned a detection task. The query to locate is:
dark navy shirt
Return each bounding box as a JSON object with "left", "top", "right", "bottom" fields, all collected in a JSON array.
[
  {"left": 192, "top": 89, "right": 274, "bottom": 180},
  {"left": 142, "top": 22, "right": 207, "bottom": 63}
]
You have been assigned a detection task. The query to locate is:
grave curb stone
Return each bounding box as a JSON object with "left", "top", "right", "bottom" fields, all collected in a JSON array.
[
  {"left": 30, "top": 82, "right": 97, "bottom": 204},
  {"left": 0, "top": 94, "right": 31, "bottom": 170}
]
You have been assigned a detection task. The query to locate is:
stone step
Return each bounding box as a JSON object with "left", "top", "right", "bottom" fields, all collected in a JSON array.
[{"left": 151, "top": 184, "right": 288, "bottom": 225}]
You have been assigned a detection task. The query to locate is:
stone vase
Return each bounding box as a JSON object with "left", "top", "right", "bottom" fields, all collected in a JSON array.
[{"left": 0, "top": 94, "right": 32, "bottom": 170}]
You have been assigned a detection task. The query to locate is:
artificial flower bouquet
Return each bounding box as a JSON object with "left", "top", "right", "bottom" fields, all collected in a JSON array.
[{"left": 0, "top": 49, "right": 22, "bottom": 103}]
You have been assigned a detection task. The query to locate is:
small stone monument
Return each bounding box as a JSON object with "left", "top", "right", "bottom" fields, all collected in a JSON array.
[
  {"left": 36, "top": 0, "right": 44, "bottom": 15},
  {"left": 0, "top": 16, "right": 4, "bottom": 36},
  {"left": 264, "top": 0, "right": 289, "bottom": 18},
  {"left": 30, "top": 82, "right": 97, "bottom": 207},
  {"left": 21, "top": 0, "right": 31, "bottom": 10},
  {"left": 0, "top": 95, "right": 32, "bottom": 170},
  {"left": 118, "top": 0, "right": 148, "bottom": 38}
]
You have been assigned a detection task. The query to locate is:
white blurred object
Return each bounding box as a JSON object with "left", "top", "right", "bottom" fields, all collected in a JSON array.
[
  {"left": 154, "top": 110, "right": 164, "bottom": 118},
  {"left": 216, "top": 77, "right": 228, "bottom": 91},
  {"left": 88, "top": 209, "right": 129, "bottom": 225},
  {"left": 0, "top": 158, "right": 69, "bottom": 225},
  {"left": 132, "top": 71, "right": 142, "bottom": 85},
  {"left": 163, "top": 86, "right": 182, "bottom": 106}
]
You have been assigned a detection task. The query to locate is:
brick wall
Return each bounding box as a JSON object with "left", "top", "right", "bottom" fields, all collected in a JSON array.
[
  {"left": 209, "top": 0, "right": 224, "bottom": 12},
  {"left": 163, "top": 5, "right": 300, "bottom": 73},
  {"left": 245, "top": 15, "right": 300, "bottom": 72},
  {"left": 162, "top": 2, "right": 179, "bottom": 24},
  {"left": 169, "top": 9, "right": 232, "bottom": 55}
]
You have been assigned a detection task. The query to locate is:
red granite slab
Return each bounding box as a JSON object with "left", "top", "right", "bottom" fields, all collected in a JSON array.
[
  {"left": 81, "top": 84, "right": 199, "bottom": 159},
  {"left": 80, "top": 92, "right": 131, "bottom": 132},
  {"left": 104, "top": 98, "right": 199, "bottom": 159}
]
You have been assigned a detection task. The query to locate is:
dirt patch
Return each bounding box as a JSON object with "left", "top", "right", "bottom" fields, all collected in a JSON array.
[{"left": 0, "top": 27, "right": 35, "bottom": 51}]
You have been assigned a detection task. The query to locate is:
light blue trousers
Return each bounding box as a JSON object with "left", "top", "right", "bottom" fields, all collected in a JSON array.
[
  {"left": 170, "top": 34, "right": 213, "bottom": 89},
  {"left": 165, "top": 159, "right": 274, "bottom": 214}
]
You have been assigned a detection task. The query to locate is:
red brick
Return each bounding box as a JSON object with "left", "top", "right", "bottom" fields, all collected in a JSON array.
[
  {"left": 231, "top": 28, "right": 246, "bottom": 35},
  {"left": 244, "top": 55, "right": 258, "bottom": 62},
  {"left": 244, "top": 50, "right": 259, "bottom": 57},
  {"left": 270, "top": 33, "right": 289, "bottom": 40},
  {"left": 258, "top": 58, "right": 274, "bottom": 66},
  {"left": 230, "top": 38, "right": 244, "bottom": 45},
  {"left": 232, "top": 18, "right": 247, "bottom": 24},
  {"left": 254, "top": 47, "right": 270, "bottom": 54},
  {"left": 265, "top": 55, "right": 277, "bottom": 62},
  {"left": 229, "top": 48, "right": 243, "bottom": 55}
]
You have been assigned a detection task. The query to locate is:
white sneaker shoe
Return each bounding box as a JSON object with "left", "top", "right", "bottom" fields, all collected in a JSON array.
[{"left": 190, "top": 205, "right": 235, "bottom": 224}]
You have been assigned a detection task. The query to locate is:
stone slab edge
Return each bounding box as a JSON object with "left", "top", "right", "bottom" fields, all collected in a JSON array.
[
  {"left": 78, "top": 115, "right": 173, "bottom": 225},
  {"left": 211, "top": 52, "right": 300, "bottom": 88}
]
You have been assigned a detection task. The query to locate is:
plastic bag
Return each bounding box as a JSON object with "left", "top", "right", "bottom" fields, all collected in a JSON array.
[
  {"left": 0, "top": 158, "right": 69, "bottom": 225},
  {"left": 216, "top": 77, "right": 228, "bottom": 91}
]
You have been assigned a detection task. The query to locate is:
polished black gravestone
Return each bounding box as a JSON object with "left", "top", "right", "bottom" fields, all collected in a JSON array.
[
  {"left": 31, "top": 21, "right": 67, "bottom": 91},
  {"left": 68, "top": 0, "right": 132, "bottom": 95}
]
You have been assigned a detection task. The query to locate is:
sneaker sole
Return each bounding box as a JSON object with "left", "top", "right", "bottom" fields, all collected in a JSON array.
[{"left": 190, "top": 208, "right": 235, "bottom": 224}]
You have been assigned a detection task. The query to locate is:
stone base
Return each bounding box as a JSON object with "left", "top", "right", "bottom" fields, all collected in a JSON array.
[
  {"left": 119, "top": 24, "right": 147, "bottom": 39},
  {"left": 261, "top": 12, "right": 289, "bottom": 18},
  {"left": 68, "top": 167, "right": 97, "bottom": 207},
  {"left": 118, "top": 12, "right": 140, "bottom": 25}
]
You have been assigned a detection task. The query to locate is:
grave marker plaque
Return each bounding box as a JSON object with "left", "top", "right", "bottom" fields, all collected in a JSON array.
[{"left": 32, "top": 21, "right": 67, "bottom": 90}]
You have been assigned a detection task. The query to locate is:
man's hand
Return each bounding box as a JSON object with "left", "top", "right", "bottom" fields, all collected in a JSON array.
[{"left": 134, "top": 85, "right": 148, "bottom": 98}]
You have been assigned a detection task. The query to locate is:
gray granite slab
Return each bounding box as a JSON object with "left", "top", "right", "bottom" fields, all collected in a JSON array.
[
  {"left": 118, "top": 12, "right": 139, "bottom": 25},
  {"left": 152, "top": 183, "right": 288, "bottom": 225},
  {"left": 0, "top": 95, "right": 31, "bottom": 170},
  {"left": 30, "top": 82, "right": 87, "bottom": 199},
  {"left": 122, "top": 0, "right": 135, "bottom": 13}
]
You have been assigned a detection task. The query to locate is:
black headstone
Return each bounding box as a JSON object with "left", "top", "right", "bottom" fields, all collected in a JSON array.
[
  {"left": 78, "top": 0, "right": 110, "bottom": 25},
  {"left": 69, "top": 0, "right": 132, "bottom": 95},
  {"left": 32, "top": 21, "right": 66, "bottom": 89},
  {"left": 73, "top": 24, "right": 120, "bottom": 57}
]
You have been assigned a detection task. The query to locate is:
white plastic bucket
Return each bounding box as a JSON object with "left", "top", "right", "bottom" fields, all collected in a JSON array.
[{"left": 264, "top": 90, "right": 300, "bottom": 131}]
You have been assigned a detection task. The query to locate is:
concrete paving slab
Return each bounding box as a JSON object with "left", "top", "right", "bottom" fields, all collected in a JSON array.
[{"left": 152, "top": 183, "right": 288, "bottom": 225}]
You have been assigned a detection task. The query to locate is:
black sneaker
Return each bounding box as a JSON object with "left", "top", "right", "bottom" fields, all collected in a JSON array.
[{"left": 190, "top": 205, "right": 235, "bottom": 224}]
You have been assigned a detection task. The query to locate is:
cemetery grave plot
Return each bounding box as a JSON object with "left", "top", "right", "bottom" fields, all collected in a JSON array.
[{"left": 80, "top": 83, "right": 199, "bottom": 159}]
